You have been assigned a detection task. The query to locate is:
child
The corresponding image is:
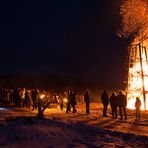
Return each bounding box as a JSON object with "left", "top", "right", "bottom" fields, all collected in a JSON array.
[{"left": 135, "top": 97, "right": 141, "bottom": 121}]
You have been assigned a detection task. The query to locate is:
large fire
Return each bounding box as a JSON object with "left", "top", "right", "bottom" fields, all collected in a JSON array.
[
  {"left": 127, "top": 39, "right": 148, "bottom": 110},
  {"left": 118, "top": 0, "right": 148, "bottom": 110}
]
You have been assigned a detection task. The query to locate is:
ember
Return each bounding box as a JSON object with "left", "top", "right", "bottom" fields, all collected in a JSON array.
[{"left": 119, "top": 0, "right": 148, "bottom": 110}]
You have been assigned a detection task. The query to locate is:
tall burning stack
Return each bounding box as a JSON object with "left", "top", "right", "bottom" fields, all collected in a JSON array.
[{"left": 118, "top": 0, "right": 148, "bottom": 110}]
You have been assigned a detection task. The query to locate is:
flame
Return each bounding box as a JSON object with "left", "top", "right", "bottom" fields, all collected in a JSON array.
[
  {"left": 127, "top": 39, "right": 148, "bottom": 110},
  {"left": 57, "top": 105, "right": 60, "bottom": 109},
  {"left": 118, "top": 0, "right": 148, "bottom": 110},
  {"left": 40, "top": 94, "right": 45, "bottom": 99},
  {"left": 63, "top": 98, "right": 67, "bottom": 103}
]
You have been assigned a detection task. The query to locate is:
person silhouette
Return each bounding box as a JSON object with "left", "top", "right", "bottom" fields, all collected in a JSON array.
[
  {"left": 101, "top": 90, "right": 109, "bottom": 117},
  {"left": 84, "top": 91, "right": 90, "bottom": 114},
  {"left": 135, "top": 97, "right": 141, "bottom": 121},
  {"left": 117, "top": 91, "right": 127, "bottom": 120},
  {"left": 110, "top": 92, "right": 118, "bottom": 118}
]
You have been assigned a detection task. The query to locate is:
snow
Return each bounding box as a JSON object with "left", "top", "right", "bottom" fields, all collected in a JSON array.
[{"left": 0, "top": 103, "right": 148, "bottom": 148}]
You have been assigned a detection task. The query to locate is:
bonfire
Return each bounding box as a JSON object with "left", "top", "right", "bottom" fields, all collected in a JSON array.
[{"left": 119, "top": 0, "right": 148, "bottom": 110}]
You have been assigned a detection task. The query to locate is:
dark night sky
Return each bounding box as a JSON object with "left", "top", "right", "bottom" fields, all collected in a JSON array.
[{"left": 0, "top": 0, "right": 129, "bottom": 88}]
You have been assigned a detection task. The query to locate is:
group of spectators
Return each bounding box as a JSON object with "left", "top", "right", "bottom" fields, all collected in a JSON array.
[
  {"left": 0, "top": 88, "right": 60, "bottom": 110},
  {"left": 0, "top": 88, "right": 39, "bottom": 109},
  {"left": 101, "top": 90, "right": 141, "bottom": 120},
  {"left": 101, "top": 90, "right": 127, "bottom": 120},
  {"left": 65, "top": 89, "right": 141, "bottom": 121},
  {"left": 65, "top": 89, "right": 142, "bottom": 121},
  {"left": 64, "top": 90, "right": 90, "bottom": 114},
  {"left": 0, "top": 88, "right": 142, "bottom": 120},
  {"left": 59, "top": 90, "right": 90, "bottom": 114}
]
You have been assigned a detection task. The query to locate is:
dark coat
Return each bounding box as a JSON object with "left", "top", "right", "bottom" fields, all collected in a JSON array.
[
  {"left": 31, "top": 90, "right": 38, "bottom": 102},
  {"left": 84, "top": 93, "right": 90, "bottom": 104},
  {"left": 101, "top": 92, "right": 109, "bottom": 105},
  {"left": 69, "top": 93, "right": 76, "bottom": 106},
  {"left": 117, "top": 93, "right": 127, "bottom": 107},
  {"left": 110, "top": 94, "right": 117, "bottom": 107}
]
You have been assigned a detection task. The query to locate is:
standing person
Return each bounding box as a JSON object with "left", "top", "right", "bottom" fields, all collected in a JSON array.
[
  {"left": 110, "top": 92, "right": 118, "bottom": 118},
  {"left": 20, "top": 88, "right": 25, "bottom": 108},
  {"left": 70, "top": 91, "right": 77, "bottom": 113},
  {"left": 117, "top": 91, "right": 127, "bottom": 120},
  {"left": 3, "top": 89, "right": 10, "bottom": 107},
  {"left": 84, "top": 91, "right": 90, "bottom": 114},
  {"left": 66, "top": 90, "right": 71, "bottom": 113},
  {"left": 59, "top": 94, "right": 64, "bottom": 110},
  {"left": 13, "top": 89, "right": 20, "bottom": 107},
  {"left": 31, "top": 89, "right": 39, "bottom": 111},
  {"left": 135, "top": 97, "right": 141, "bottom": 121},
  {"left": 25, "top": 90, "right": 30, "bottom": 108},
  {"left": 101, "top": 90, "right": 109, "bottom": 117}
]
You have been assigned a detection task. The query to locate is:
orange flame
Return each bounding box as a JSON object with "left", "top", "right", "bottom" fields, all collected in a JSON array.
[{"left": 127, "top": 40, "right": 148, "bottom": 110}]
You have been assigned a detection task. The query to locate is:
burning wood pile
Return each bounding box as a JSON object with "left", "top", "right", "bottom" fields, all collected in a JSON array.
[{"left": 118, "top": 0, "right": 148, "bottom": 110}]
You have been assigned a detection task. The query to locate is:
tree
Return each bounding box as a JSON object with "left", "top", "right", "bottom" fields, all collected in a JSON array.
[{"left": 118, "top": 0, "right": 148, "bottom": 42}]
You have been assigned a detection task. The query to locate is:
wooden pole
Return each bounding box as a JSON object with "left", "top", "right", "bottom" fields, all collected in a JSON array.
[
  {"left": 139, "top": 43, "right": 146, "bottom": 110},
  {"left": 144, "top": 47, "right": 148, "bottom": 63},
  {"left": 126, "top": 47, "right": 131, "bottom": 97}
]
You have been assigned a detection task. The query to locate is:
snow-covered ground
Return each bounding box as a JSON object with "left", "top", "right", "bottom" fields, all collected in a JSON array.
[{"left": 0, "top": 103, "right": 148, "bottom": 148}]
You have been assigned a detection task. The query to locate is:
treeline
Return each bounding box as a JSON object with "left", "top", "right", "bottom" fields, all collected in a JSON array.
[{"left": 0, "top": 74, "right": 94, "bottom": 90}]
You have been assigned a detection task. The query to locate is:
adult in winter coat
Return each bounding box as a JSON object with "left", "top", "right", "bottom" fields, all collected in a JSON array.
[
  {"left": 31, "top": 89, "right": 39, "bottom": 111},
  {"left": 70, "top": 91, "right": 77, "bottom": 113},
  {"left": 66, "top": 90, "right": 77, "bottom": 113},
  {"left": 25, "top": 91, "right": 30, "bottom": 108},
  {"left": 66, "top": 90, "right": 71, "bottom": 113},
  {"left": 59, "top": 94, "right": 64, "bottom": 110},
  {"left": 109, "top": 92, "right": 118, "bottom": 118},
  {"left": 84, "top": 91, "right": 90, "bottom": 114},
  {"left": 101, "top": 90, "right": 109, "bottom": 117},
  {"left": 117, "top": 91, "right": 127, "bottom": 120}
]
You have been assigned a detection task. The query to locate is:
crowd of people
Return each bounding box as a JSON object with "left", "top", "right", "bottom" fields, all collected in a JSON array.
[
  {"left": 101, "top": 90, "right": 142, "bottom": 121},
  {"left": 0, "top": 88, "right": 61, "bottom": 110},
  {"left": 101, "top": 90, "right": 127, "bottom": 120},
  {"left": 0, "top": 88, "right": 39, "bottom": 109},
  {"left": 0, "top": 88, "right": 141, "bottom": 120},
  {"left": 64, "top": 89, "right": 141, "bottom": 121}
]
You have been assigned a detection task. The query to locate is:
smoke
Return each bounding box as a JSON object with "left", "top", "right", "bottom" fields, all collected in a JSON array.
[{"left": 117, "top": 0, "right": 148, "bottom": 41}]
